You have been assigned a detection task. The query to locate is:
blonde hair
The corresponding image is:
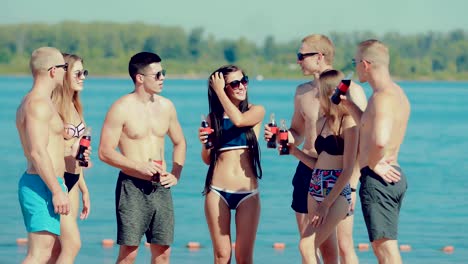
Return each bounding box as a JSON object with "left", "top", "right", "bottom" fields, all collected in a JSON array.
[
  {"left": 318, "top": 69, "right": 348, "bottom": 134},
  {"left": 29, "top": 47, "right": 62, "bottom": 74},
  {"left": 51, "top": 53, "right": 84, "bottom": 123},
  {"left": 358, "top": 39, "right": 390, "bottom": 67},
  {"left": 302, "top": 34, "right": 335, "bottom": 65}
]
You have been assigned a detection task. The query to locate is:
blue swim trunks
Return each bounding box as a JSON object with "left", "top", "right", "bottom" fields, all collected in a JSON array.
[{"left": 18, "top": 172, "right": 67, "bottom": 236}]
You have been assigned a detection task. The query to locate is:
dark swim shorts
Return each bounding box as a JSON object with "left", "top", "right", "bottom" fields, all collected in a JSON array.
[
  {"left": 115, "top": 171, "right": 174, "bottom": 246},
  {"left": 359, "top": 166, "right": 407, "bottom": 242},
  {"left": 291, "top": 161, "right": 313, "bottom": 214}
]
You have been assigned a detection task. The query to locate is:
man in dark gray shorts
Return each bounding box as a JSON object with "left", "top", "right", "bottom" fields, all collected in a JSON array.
[
  {"left": 99, "top": 52, "right": 186, "bottom": 264},
  {"left": 342, "top": 39, "right": 411, "bottom": 264}
]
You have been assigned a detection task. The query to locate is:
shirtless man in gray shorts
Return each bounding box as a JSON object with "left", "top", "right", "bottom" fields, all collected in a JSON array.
[
  {"left": 99, "top": 52, "right": 186, "bottom": 264},
  {"left": 342, "top": 39, "right": 410, "bottom": 264}
]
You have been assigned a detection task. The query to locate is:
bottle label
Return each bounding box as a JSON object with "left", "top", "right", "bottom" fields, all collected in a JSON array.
[
  {"left": 270, "top": 126, "right": 278, "bottom": 134},
  {"left": 279, "top": 131, "right": 288, "bottom": 140},
  {"left": 201, "top": 127, "right": 212, "bottom": 134},
  {"left": 79, "top": 138, "right": 91, "bottom": 147},
  {"left": 338, "top": 82, "right": 349, "bottom": 92}
]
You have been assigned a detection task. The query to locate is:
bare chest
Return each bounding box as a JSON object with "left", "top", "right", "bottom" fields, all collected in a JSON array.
[{"left": 123, "top": 110, "right": 170, "bottom": 140}]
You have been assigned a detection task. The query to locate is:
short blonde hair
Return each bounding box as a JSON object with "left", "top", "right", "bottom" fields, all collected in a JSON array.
[
  {"left": 29, "top": 47, "right": 62, "bottom": 74},
  {"left": 357, "top": 39, "right": 390, "bottom": 67},
  {"left": 302, "top": 34, "right": 335, "bottom": 65}
]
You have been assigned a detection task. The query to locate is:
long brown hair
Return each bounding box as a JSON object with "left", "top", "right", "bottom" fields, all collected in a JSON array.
[
  {"left": 51, "top": 53, "right": 84, "bottom": 123},
  {"left": 318, "top": 70, "right": 348, "bottom": 134},
  {"left": 203, "top": 65, "right": 262, "bottom": 194}
]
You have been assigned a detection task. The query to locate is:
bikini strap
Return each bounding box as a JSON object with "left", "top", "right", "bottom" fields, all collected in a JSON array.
[
  {"left": 338, "top": 116, "right": 345, "bottom": 135},
  {"left": 319, "top": 117, "right": 327, "bottom": 135}
]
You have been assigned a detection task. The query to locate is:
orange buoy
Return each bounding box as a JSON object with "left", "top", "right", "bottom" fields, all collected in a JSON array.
[
  {"left": 399, "top": 244, "right": 412, "bottom": 252},
  {"left": 16, "top": 238, "right": 28, "bottom": 246},
  {"left": 357, "top": 243, "right": 369, "bottom": 251},
  {"left": 442, "top": 245, "right": 454, "bottom": 254},
  {"left": 232, "top": 242, "right": 236, "bottom": 249},
  {"left": 273, "top": 242, "right": 286, "bottom": 249},
  {"left": 187, "top": 241, "right": 201, "bottom": 249},
  {"left": 101, "top": 239, "right": 114, "bottom": 248}
]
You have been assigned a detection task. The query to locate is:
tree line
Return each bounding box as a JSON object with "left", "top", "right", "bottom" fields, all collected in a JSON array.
[{"left": 0, "top": 22, "right": 466, "bottom": 80}]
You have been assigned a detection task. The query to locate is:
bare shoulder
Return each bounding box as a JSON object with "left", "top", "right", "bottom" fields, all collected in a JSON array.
[
  {"left": 106, "top": 94, "right": 134, "bottom": 117},
  {"left": 342, "top": 114, "right": 357, "bottom": 129},
  {"left": 348, "top": 81, "right": 367, "bottom": 111},
  {"left": 295, "top": 81, "right": 317, "bottom": 96},
  {"left": 248, "top": 103, "right": 265, "bottom": 112},
  {"left": 24, "top": 96, "right": 54, "bottom": 120}
]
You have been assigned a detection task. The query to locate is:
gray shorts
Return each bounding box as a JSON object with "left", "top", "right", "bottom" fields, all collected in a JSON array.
[
  {"left": 115, "top": 171, "right": 174, "bottom": 246},
  {"left": 359, "top": 166, "right": 407, "bottom": 242}
]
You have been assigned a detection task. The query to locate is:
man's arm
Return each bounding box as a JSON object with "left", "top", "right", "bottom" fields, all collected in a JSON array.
[
  {"left": 98, "top": 101, "right": 157, "bottom": 179},
  {"left": 25, "top": 99, "right": 69, "bottom": 214},
  {"left": 289, "top": 90, "right": 305, "bottom": 146},
  {"left": 167, "top": 102, "right": 186, "bottom": 180},
  {"left": 368, "top": 93, "right": 392, "bottom": 169},
  {"left": 368, "top": 93, "right": 401, "bottom": 182}
]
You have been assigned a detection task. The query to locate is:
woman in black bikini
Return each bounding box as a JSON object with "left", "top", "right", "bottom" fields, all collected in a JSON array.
[
  {"left": 290, "top": 70, "right": 359, "bottom": 264},
  {"left": 198, "top": 65, "right": 264, "bottom": 264},
  {"left": 50, "top": 53, "right": 90, "bottom": 263}
]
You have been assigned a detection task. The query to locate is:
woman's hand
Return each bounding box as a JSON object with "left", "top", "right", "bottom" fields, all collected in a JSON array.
[
  {"left": 309, "top": 203, "right": 330, "bottom": 228},
  {"left": 198, "top": 127, "right": 213, "bottom": 145},
  {"left": 80, "top": 191, "right": 90, "bottom": 220},
  {"left": 210, "top": 71, "right": 226, "bottom": 94}
]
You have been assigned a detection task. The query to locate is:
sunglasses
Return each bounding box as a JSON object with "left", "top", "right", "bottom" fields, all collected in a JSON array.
[
  {"left": 141, "top": 69, "right": 166, "bottom": 80},
  {"left": 74, "top": 70, "right": 88, "bottom": 78},
  {"left": 48, "top": 63, "right": 68, "bottom": 71},
  {"left": 297, "top": 52, "right": 319, "bottom": 61},
  {"left": 352, "top": 58, "right": 371, "bottom": 67},
  {"left": 226, "top": 76, "right": 249, "bottom": 90}
]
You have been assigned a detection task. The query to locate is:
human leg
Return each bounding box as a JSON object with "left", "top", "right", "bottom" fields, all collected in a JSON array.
[
  {"left": 234, "top": 193, "right": 260, "bottom": 264},
  {"left": 115, "top": 173, "right": 155, "bottom": 263},
  {"left": 149, "top": 244, "right": 171, "bottom": 264},
  {"left": 117, "top": 245, "right": 139, "bottom": 264},
  {"left": 53, "top": 185, "right": 81, "bottom": 264},
  {"left": 318, "top": 231, "right": 339, "bottom": 264},
  {"left": 23, "top": 232, "right": 57, "bottom": 264},
  {"left": 147, "top": 185, "right": 174, "bottom": 263},
  {"left": 336, "top": 215, "right": 358, "bottom": 264},
  {"left": 359, "top": 166, "right": 407, "bottom": 263},
  {"left": 205, "top": 191, "right": 233, "bottom": 264},
  {"left": 300, "top": 195, "right": 349, "bottom": 264}
]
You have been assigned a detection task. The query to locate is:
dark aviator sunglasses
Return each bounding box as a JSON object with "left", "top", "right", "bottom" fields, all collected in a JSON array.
[
  {"left": 140, "top": 69, "right": 166, "bottom": 80},
  {"left": 297, "top": 52, "right": 320, "bottom": 61},
  {"left": 75, "top": 70, "right": 88, "bottom": 78},
  {"left": 47, "top": 63, "right": 68, "bottom": 71},
  {"left": 226, "top": 76, "right": 249, "bottom": 90}
]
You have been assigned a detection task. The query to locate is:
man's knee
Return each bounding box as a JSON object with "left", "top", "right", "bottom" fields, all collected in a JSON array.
[
  {"left": 118, "top": 245, "right": 139, "bottom": 263},
  {"left": 371, "top": 238, "right": 400, "bottom": 259}
]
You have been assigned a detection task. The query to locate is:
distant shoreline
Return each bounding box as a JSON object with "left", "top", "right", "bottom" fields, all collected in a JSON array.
[{"left": 1, "top": 74, "right": 466, "bottom": 83}]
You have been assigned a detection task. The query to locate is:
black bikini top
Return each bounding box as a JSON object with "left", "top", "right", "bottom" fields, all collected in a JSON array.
[{"left": 314, "top": 116, "right": 344, "bottom": 156}]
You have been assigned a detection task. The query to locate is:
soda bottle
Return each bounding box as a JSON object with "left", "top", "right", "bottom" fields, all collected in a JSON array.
[
  {"left": 201, "top": 115, "right": 213, "bottom": 149},
  {"left": 331, "top": 72, "right": 353, "bottom": 105},
  {"left": 267, "top": 113, "right": 278, "bottom": 149},
  {"left": 151, "top": 148, "right": 163, "bottom": 183},
  {"left": 76, "top": 127, "right": 91, "bottom": 167},
  {"left": 279, "top": 119, "right": 289, "bottom": 155}
]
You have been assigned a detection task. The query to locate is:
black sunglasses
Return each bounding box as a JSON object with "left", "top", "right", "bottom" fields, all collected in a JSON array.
[
  {"left": 297, "top": 52, "right": 320, "bottom": 61},
  {"left": 226, "top": 76, "right": 249, "bottom": 90},
  {"left": 141, "top": 69, "right": 166, "bottom": 80},
  {"left": 75, "top": 70, "right": 88, "bottom": 78},
  {"left": 48, "top": 63, "right": 68, "bottom": 71}
]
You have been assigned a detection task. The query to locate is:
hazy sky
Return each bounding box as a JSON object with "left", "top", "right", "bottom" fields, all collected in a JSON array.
[{"left": 2, "top": 0, "right": 466, "bottom": 43}]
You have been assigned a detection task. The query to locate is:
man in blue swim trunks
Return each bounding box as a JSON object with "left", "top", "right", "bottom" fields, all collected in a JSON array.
[
  {"left": 16, "top": 47, "right": 71, "bottom": 263},
  {"left": 341, "top": 39, "right": 410, "bottom": 264}
]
